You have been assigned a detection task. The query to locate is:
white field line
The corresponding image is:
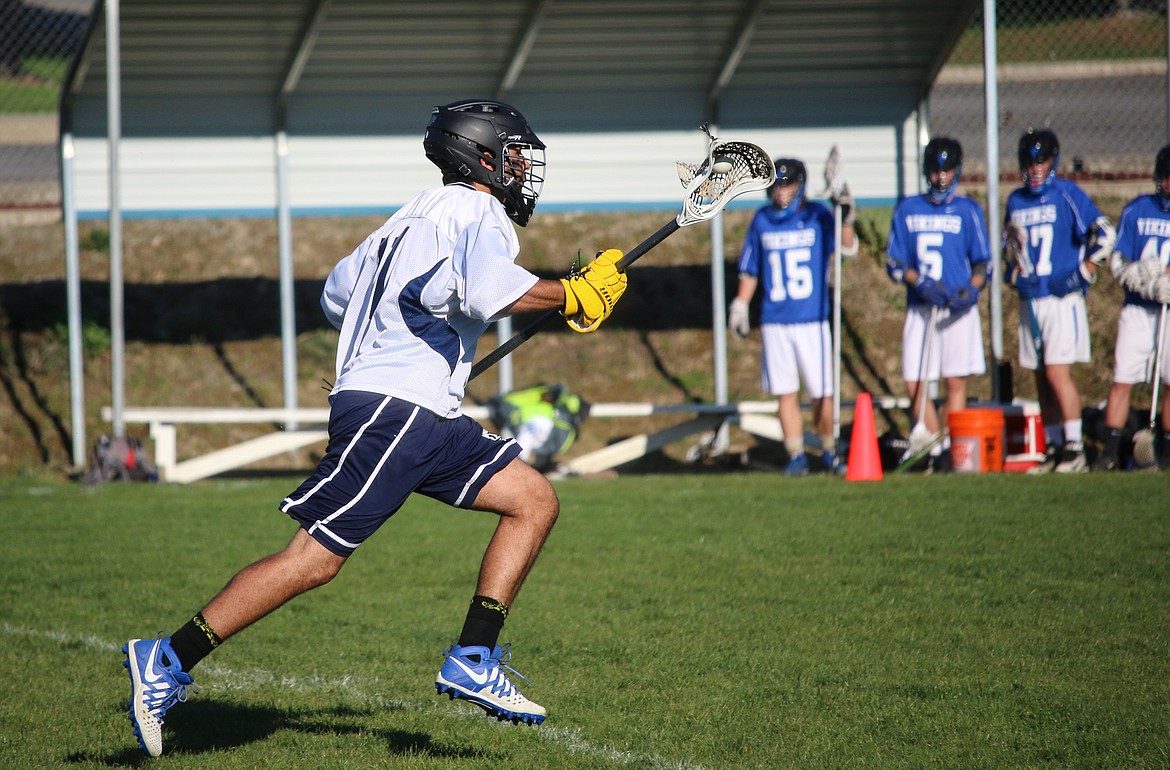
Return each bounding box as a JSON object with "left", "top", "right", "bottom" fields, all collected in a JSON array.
[{"left": 2, "top": 622, "right": 709, "bottom": 770}]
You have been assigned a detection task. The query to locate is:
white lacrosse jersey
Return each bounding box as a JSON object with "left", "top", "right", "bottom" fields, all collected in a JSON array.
[{"left": 322, "top": 183, "right": 538, "bottom": 418}]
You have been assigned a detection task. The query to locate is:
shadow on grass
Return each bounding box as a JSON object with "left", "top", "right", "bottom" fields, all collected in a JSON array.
[{"left": 66, "top": 700, "right": 498, "bottom": 765}]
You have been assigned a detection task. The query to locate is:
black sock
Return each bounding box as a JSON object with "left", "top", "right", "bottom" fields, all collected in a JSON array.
[
  {"left": 457, "top": 595, "right": 509, "bottom": 652},
  {"left": 168, "top": 612, "right": 222, "bottom": 671},
  {"left": 1101, "top": 427, "right": 1122, "bottom": 458}
]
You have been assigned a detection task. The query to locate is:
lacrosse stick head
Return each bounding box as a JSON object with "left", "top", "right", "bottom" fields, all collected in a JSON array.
[{"left": 674, "top": 129, "right": 775, "bottom": 227}]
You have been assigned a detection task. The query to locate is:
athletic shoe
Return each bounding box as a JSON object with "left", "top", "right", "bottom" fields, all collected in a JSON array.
[
  {"left": 820, "top": 450, "right": 837, "bottom": 474},
  {"left": 123, "top": 637, "right": 195, "bottom": 757},
  {"left": 1054, "top": 442, "right": 1088, "bottom": 474},
  {"left": 435, "top": 644, "right": 546, "bottom": 725},
  {"left": 1027, "top": 444, "right": 1058, "bottom": 475},
  {"left": 930, "top": 449, "right": 953, "bottom": 474},
  {"left": 784, "top": 454, "right": 810, "bottom": 477},
  {"left": 1090, "top": 452, "right": 1118, "bottom": 472}
]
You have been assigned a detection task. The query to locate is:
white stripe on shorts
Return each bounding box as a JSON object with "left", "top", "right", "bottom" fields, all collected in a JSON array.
[
  {"left": 454, "top": 440, "right": 516, "bottom": 507},
  {"left": 306, "top": 404, "right": 422, "bottom": 542}
]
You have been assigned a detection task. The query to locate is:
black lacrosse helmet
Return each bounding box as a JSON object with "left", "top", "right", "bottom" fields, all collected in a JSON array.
[
  {"left": 1154, "top": 144, "right": 1170, "bottom": 210},
  {"left": 1018, "top": 128, "right": 1060, "bottom": 195},
  {"left": 768, "top": 158, "right": 807, "bottom": 220},
  {"left": 923, "top": 137, "right": 963, "bottom": 203},
  {"left": 423, "top": 99, "right": 547, "bottom": 226}
]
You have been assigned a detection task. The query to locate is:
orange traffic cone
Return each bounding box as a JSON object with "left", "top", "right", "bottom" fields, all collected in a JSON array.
[{"left": 846, "top": 392, "right": 883, "bottom": 481}]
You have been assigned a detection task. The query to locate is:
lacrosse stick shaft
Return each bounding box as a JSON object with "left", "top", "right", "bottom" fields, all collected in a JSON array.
[
  {"left": 469, "top": 219, "right": 682, "bottom": 382},
  {"left": 1151, "top": 303, "right": 1168, "bottom": 430},
  {"left": 832, "top": 203, "right": 843, "bottom": 447}
]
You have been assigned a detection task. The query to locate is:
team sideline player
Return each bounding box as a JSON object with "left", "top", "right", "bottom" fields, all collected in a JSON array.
[
  {"left": 1092, "top": 144, "right": 1170, "bottom": 470},
  {"left": 122, "top": 99, "right": 629, "bottom": 757},
  {"left": 1004, "top": 128, "right": 1115, "bottom": 473},
  {"left": 729, "top": 157, "right": 857, "bottom": 475},
  {"left": 886, "top": 138, "right": 991, "bottom": 471}
]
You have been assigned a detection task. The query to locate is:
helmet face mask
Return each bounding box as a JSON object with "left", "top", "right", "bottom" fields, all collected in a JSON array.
[
  {"left": 768, "top": 158, "right": 807, "bottom": 221},
  {"left": 1154, "top": 144, "right": 1170, "bottom": 210},
  {"left": 923, "top": 137, "right": 963, "bottom": 204},
  {"left": 1018, "top": 129, "right": 1060, "bottom": 195},
  {"left": 423, "top": 99, "right": 546, "bottom": 226}
]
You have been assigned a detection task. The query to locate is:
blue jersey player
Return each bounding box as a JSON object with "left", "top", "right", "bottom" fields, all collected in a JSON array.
[
  {"left": 1092, "top": 144, "right": 1170, "bottom": 470},
  {"left": 886, "top": 138, "right": 991, "bottom": 471},
  {"left": 121, "top": 99, "right": 630, "bottom": 756},
  {"left": 729, "top": 157, "right": 857, "bottom": 475},
  {"left": 1004, "top": 128, "right": 1115, "bottom": 473}
]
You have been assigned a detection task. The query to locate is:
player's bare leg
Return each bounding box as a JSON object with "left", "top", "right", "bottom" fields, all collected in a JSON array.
[
  {"left": 1094, "top": 381, "right": 1134, "bottom": 470},
  {"left": 469, "top": 457, "right": 559, "bottom": 604},
  {"left": 124, "top": 528, "right": 346, "bottom": 756},
  {"left": 1044, "top": 363, "right": 1087, "bottom": 472},
  {"left": 435, "top": 457, "right": 557, "bottom": 725},
  {"left": 811, "top": 395, "right": 837, "bottom": 471},
  {"left": 201, "top": 528, "right": 347, "bottom": 640},
  {"left": 778, "top": 392, "right": 810, "bottom": 475}
]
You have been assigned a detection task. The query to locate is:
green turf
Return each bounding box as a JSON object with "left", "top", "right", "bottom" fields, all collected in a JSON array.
[{"left": 0, "top": 473, "right": 1166, "bottom": 769}]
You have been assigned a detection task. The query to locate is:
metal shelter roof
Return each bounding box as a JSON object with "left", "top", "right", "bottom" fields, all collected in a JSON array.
[{"left": 63, "top": 0, "right": 981, "bottom": 138}]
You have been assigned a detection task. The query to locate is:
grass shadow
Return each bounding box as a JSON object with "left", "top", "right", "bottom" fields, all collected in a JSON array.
[{"left": 66, "top": 699, "right": 498, "bottom": 764}]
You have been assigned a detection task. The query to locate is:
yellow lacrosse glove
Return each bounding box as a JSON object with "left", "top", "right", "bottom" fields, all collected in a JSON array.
[{"left": 560, "top": 249, "right": 628, "bottom": 333}]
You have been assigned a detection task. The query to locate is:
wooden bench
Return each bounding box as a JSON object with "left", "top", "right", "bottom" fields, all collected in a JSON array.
[{"left": 105, "top": 397, "right": 910, "bottom": 483}]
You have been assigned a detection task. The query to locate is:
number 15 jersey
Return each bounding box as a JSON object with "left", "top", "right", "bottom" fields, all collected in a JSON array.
[{"left": 736, "top": 201, "right": 836, "bottom": 325}]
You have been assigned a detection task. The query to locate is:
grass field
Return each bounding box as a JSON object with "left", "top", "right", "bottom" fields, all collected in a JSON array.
[{"left": 1, "top": 473, "right": 1167, "bottom": 769}]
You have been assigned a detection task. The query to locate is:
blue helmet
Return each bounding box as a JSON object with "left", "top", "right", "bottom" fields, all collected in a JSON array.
[
  {"left": 923, "top": 137, "right": 963, "bottom": 204},
  {"left": 1155, "top": 144, "right": 1170, "bottom": 211},
  {"left": 1018, "top": 128, "right": 1060, "bottom": 195},
  {"left": 768, "top": 158, "right": 806, "bottom": 221}
]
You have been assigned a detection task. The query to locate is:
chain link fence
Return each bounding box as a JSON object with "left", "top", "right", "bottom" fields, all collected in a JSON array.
[
  {"left": 1, "top": 1, "right": 1167, "bottom": 210},
  {"left": 0, "top": 0, "right": 90, "bottom": 213},
  {"left": 930, "top": 0, "right": 1169, "bottom": 183}
]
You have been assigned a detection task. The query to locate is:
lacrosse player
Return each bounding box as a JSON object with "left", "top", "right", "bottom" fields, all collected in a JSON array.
[
  {"left": 122, "top": 99, "right": 628, "bottom": 756},
  {"left": 886, "top": 138, "right": 991, "bottom": 472},
  {"left": 1091, "top": 144, "right": 1170, "bottom": 471},
  {"left": 729, "top": 158, "right": 857, "bottom": 475},
  {"left": 1004, "top": 128, "right": 1115, "bottom": 473}
]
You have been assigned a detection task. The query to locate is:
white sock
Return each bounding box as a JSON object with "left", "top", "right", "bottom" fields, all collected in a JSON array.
[{"left": 1063, "top": 419, "right": 1083, "bottom": 445}]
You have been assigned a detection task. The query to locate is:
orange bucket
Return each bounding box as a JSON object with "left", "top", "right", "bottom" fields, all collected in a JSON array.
[{"left": 947, "top": 408, "right": 1005, "bottom": 473}]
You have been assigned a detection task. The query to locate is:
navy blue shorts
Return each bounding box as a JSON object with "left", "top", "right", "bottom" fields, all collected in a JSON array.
[{"left": 279, "top": 391, "right": 521, "bottom": 556}]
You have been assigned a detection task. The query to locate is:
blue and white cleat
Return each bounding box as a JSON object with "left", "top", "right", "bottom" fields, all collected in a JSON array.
[
  {"left": 435, "top": 643, "right": 546, "bottom": 725},
  {"left": 784, "top": 453, "right": 810, "bottom": 476},
  {"left": 123, "top": 637, "right": 195, "bottom": 757}
]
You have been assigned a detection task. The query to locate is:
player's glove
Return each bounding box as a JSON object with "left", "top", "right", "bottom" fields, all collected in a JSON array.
[
  {"left": 1048, "top": 263, "right": 1094, "bottom": 298},
  {"left": 1003, "top": 222, "right": 1026, "bottom": 270},
  {"left": 1013, "top": 272, "right": 1040, "bottom": 299},
  {"left": 913, "top": 275, "right": 952, "bottom": 307},
  {"left": 728, "top": 298, "right": 750, "bottom": 340},
  {"left": 1085, "top": 216, "right": 1116, "bottom": 267},
  {"left": 561, "top": 249, "right": 628, "bottom": 333},
  {"left": 1151, "top": 273, "right": 1170, "bottom": 304},
  {"left": 831, "top": 185, "right": 857, "bottom": 226},
  {"left": 948, "top": 282, "right": 980, "bottom": 313}
]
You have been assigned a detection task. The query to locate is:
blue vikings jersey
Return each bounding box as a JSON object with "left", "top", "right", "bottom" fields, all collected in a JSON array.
[
  {"left": 736, "top": 200, "right": 836, "bottom": 325},
  {"left": 1114, "top": 194, "right": 1170, "bottom": 308},
  {"left": 1004, "top": 177, "right": 1103, "bottom": 298},
  {"left": 886, "top": 194, "right": 991, "bottom": 308}
]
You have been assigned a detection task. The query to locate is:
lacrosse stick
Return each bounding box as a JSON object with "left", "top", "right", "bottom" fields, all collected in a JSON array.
[
  {"left": 469, "top": 125, "right": 776, "bottom": 381},
  {"left": 1132, "top": 302, "right": 1168, "bottom": 467},
  {"left": 896, "top": 305, "right": 941, "bottom": 471}
]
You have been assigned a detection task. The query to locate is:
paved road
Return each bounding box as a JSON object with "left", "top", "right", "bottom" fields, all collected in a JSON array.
[{"left": 930, "top": 68, "right": 1167, "bottom": 175}]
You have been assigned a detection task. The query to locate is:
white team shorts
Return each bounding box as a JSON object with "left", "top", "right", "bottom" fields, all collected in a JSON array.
[
  {"left": 901, "top": 304, "right": 986, "bottom": 382},
  {"left": 1017, "top": 293, "right": 1091, "bottom": 369},
  {"left": 1111, "top": 303, "right": 1170, "bottom": 385},
  {"left": 760, "top": 320, "right": 833, "bottom": 398}
]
